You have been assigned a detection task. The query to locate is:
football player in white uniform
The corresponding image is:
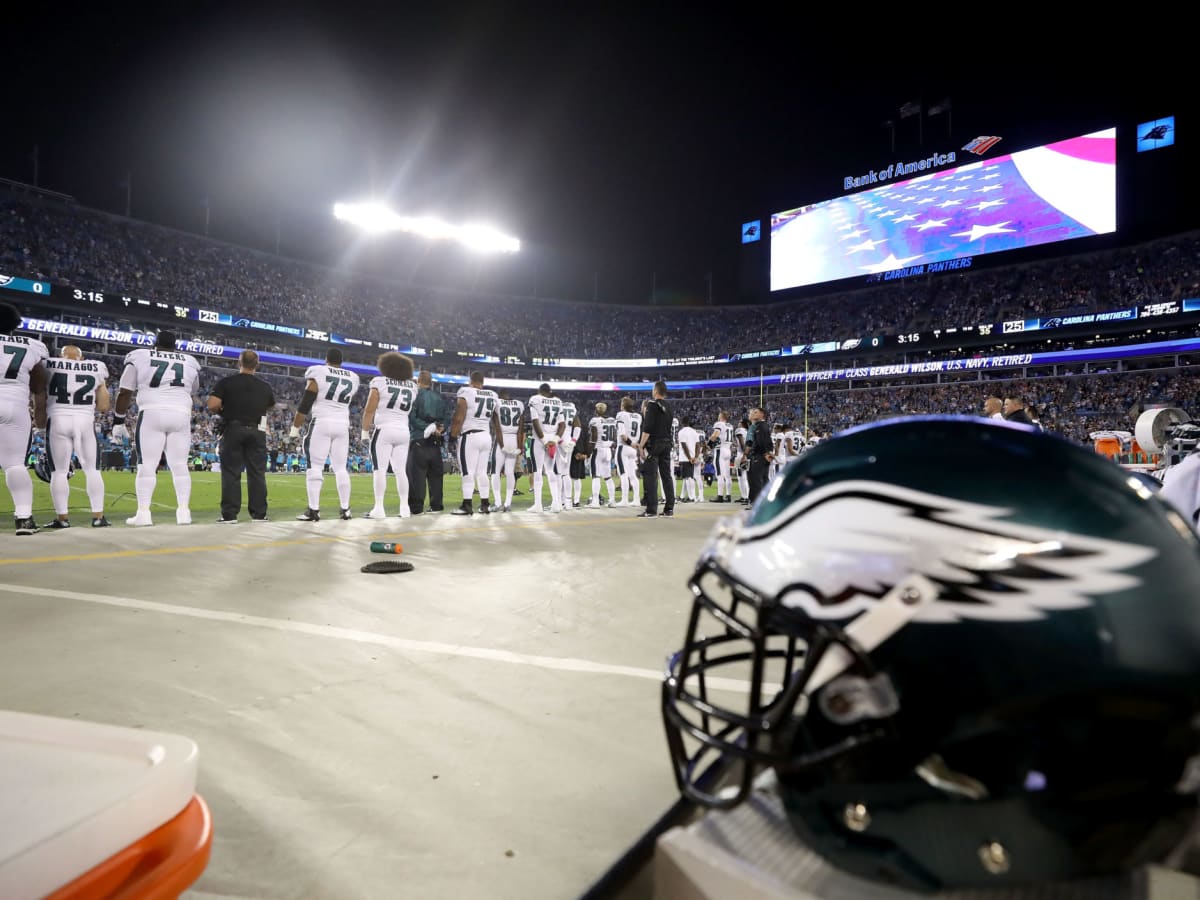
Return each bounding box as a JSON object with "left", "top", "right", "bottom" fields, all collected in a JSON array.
[
  {"left": 45, "top": 345, "right": 111, "bottom": 528},
  {"left": 557, "top": 398, "right": 581, "bottom": 508},
  {"left": 734, "top": 417, "right": 751, "bottom": 504},
  {"left": 0, "top": 304, "right": 49, "bottom": 535},
  {"left": 789, "top": 422, "right": 806, "bottom": 458},
  {"left": 526, "top": 383, "right": 566, "bottom": 512},
  {"left": 586, "top": 402, "right": 617, "bottom": 508},
  {"left": 490, "top": 391, "right": 524, "bottom": 512},
  {"left": 677, "top": 418, "right": 701, "bottom": 502},
  {"left": 708, "top": 411, "right": 734, "bottom": 503},
  {"left": 770, "top": 423, "right": 788, "bottom": 479},
  {"left": 450, "top": 371, "right": 499, "bottom": 515},
  {"left": 290, "top": 347, "right": 361, "bottom": 522},
  {"left": 114, "top": 330, "right": 202, "bottom": 527},
  {"left": 360, "top": 352, "right": 417, "bottom": 519},
  {"left": 614, "top": 396, "right": 642, "bottom": 507}
]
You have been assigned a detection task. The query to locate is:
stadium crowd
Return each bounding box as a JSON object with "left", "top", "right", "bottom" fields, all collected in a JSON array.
[{"left": 3, "top": 193, "right": 1199, "bottom": 361}]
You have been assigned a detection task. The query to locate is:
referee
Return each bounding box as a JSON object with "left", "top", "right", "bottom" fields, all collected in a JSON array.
[
  {"left": 635, "top": 380, "right": 675, "bottom": 518},
  {"left": 208, "top": 350, "right": 276, "bottom": 523}
]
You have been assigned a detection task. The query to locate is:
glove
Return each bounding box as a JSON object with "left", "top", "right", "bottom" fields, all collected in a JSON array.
[
  {"left": 361, "top": 429, "right": 370, "bottom": 441},
  {"left": 289, "top": 425, "right": 301, "bottom": 439},
  {"left": 503, "top": 446, "right": 520, "bottom": 458},
  {"left": 212, "top": 415, "right": 226, "bottom": 437},
  {"left": 561, "top": 440, "right": 576, "bottom": 455},
  {"left": 424, "top": 422, "right": 439, "bottom": 439},
  {"left": 111, "top": 424, "right": 129, "bottom": 442}
]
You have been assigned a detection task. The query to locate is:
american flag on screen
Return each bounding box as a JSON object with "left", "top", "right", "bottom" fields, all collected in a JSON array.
[{"left": 770, "top": 128, "right": 1116, "bottom": 292}]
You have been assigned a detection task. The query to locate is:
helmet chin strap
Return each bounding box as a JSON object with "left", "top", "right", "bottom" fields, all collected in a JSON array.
[{"left": 804, "top": 573, "right": 939, "bottom": 695}]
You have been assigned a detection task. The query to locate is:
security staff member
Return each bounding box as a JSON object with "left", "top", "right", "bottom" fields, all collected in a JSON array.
[
  {"left": 635, "top": 380, "right": 675, "bottom": 518},
  {"left": 407, "top": 370, "right": 450, "bottom": 514},
  {"left": 208, "top": 349, "right": 275, "bottom": 523},
  {"left": 746, "top": 406, "right": 774, "bottom": 503}
]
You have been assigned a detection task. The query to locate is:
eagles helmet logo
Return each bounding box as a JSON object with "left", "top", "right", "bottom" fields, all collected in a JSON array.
[{"left": 722, "top": 480, "right": 1156, "bottom": 624}]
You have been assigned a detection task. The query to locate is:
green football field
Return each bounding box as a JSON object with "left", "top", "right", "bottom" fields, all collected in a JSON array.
[{"left": 0, "top": 469, "right": 725, "bottom": 523}]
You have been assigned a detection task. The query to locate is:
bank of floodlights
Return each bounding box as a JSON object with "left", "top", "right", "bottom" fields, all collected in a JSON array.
[{"left": 333, "top": 202, "right": 520, "bottom": 254}]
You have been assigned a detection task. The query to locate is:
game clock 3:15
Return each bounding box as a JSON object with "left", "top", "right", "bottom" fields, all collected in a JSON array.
[{"left": 72, "top": 289, "right": 105, "bottom": 304}]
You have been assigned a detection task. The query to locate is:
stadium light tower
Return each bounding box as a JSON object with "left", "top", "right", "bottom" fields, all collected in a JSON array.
[{"left": 333, "top": 202, "right": 520, "bottom": 253}]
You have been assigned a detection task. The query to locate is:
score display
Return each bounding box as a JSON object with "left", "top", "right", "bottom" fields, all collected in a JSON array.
[{"left": 770, "top": 128, "right": 1117, "bottom": 292}]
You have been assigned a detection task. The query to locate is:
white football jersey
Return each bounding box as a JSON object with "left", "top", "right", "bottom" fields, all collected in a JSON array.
[
  {"left": 120, "top": 347, "right": 202, "bottom": 411},
  {"left": 560, "top": 401, "right": 579, "bottom": 441},
  {"left": 678, "top": 426, "right": 700, "bottom": 458},
  {"left": 456, "top": 384, "right": 499, "bottom": 433},
  {"left": 615, "top": 410, "right": 641, "bottom": 446},
  {"left": 590, "top": 416, "right": 618, "bottom": 448},
  {"left": 495, "top": 398, "right": 524, "bottom": 436},
  {"left": 789, "top": 430, "right": 805, "bottom": 455},
  {"left": 671, "top": 417, "right": 680, "bottom": 446},
  {"left": 528, "top": 393, "right": 565, "bottom": 439},
  {"left": 734, "top": 426, "right": 748, "bottom": 451},
  {"left": 46, "top": 357, "right": 109, "bottom": 417},
  {"left": 0, "top": 332, "right": 49, "bottom": 402},
  {"left": 711, "top": 420, "right": 733, "bottom": 447},
  {"left": 304, "top": 364, "right": 360, "bottom": 423},
  {"left": 368, "top": 376, "right": 417, "bottom": 429}
]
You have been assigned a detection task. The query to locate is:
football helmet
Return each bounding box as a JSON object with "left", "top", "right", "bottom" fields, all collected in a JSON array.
[
  {"left": 662, "top": 416, "right": 1200, "bottom": 891},
  {"left": 33, "top": 449, "right": 75, "bottom": 483}
]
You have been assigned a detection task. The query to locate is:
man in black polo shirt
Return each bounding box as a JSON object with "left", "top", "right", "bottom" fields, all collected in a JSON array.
[
  {"left": 746, "top": 405, "right": 775, "bottom": 503},
  {"left": 635, "top": 381, "right": 675, "bottom": 518},
  {"left": 208, "top": 349, "right": 276, "bottom": 523}
]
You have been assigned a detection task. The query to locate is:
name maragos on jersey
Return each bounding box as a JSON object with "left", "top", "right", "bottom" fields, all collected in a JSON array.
[{"left": 46, "top": 358, "right": 108, "bottom": 411}]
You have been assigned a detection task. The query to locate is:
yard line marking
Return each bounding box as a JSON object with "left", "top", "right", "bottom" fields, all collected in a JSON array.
[
  {"left": 0, "top": 582, "right": 747, "bottom": 690},
  {"left": 0, "top": 536, "right": 345, "bottom": 566}
]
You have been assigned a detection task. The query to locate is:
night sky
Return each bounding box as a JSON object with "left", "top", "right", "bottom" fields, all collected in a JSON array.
[{"left": 4, "top": 5, "right": 1188, "bottom": 305}]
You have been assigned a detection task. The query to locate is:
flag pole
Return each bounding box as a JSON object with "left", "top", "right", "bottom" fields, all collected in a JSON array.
[
  {"left": 804, "top": 359, "right": 809, "bottom": 439},
  {"left": 759, "top": 364, "right": 764, "bottom": 408}
]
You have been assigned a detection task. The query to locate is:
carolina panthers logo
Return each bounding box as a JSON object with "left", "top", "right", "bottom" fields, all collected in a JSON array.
[
  {"left": 0, "top": 275, "right": 13, "bottom": 287},
  {"left": 721, "top": 481, "right": 1156, "bottom": 624}
]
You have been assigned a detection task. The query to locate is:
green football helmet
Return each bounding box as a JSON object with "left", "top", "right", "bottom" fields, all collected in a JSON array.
[{"left": 662, "top": 416, "right": 1200, "bottom": 891}]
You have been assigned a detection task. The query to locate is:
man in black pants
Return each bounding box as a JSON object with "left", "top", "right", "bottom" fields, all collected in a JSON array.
[
  {"left": 407, "top": 369, "right": 449, "bottom": 514},
  {"left": 208, "top": 349, "right": 276, "bottom": 523},
  {"left": 635, "top": 381, "right": 675, "bottom": 518},
  {"left": 746, "top": 406, "right": 775, "bottom": 503}
]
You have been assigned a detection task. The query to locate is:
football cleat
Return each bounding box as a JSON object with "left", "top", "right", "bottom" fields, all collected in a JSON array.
[
  {"left": 296, "top": 508, "right": 320, "bottom": 522},
  {"left": 586, "top": 500, "right": 601, "bottom": 509},
  {"left": 126, "top": 512, "right": 153, "bottom": 527},
  {"left": 176, "top": 508, "right": 192, "bottom": 525},
  {"left": 49, "top": 519, "right": 71, "bottom": 529},
  {"left": 479, "top": 499, "right": 491, "bottom": 515},
  {"left": 14, "top": 517, "right": 39, "bottom": 535},
  {"left": 362, "top": 507, "right": 387, "bottom": 519},
  {"left": 398, "top": 509, "right": 412, "bottom": 519},
  {"left": 91, "top": 516, "right": 111, "bottom": 528},
  {"left": 339, "top": 508, "right": 353, "bottom": 521},
  {"left": 451, "top": 502, "right": 473, "bottom": 516},
  {"left": 527, "top": 505, "right": 544, "bottom": 513},
  {"left": 215, "top": 516, "right": 238, "bottom": 524}
]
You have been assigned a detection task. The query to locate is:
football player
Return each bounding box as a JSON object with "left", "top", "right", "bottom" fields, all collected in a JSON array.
[
  {"left": 113, "top": 330, "right": 202, "bottom": 526},
  {"left": 558, "top": 398, "right": 580, "bottom": 508},
  {"left": 45, "top": 345, "right": 111, "bottom": 528},
  {"left": 450, "top": 371, "right": 499, "bottom": 515},
  {"left": 360, "top": 351, "right": 417, "bottom": 519},
  {"left": 586, "top": 401, "right": 617, "bottom": 507},
  {"left": 770, "top": 423, "right": 788, "bottom": 479},
  {"left": 671, "top": 411, "right": 682, "bottom": 501},
  {"left": 526, "top": 383, "right": 565, "bottom": 512},
  {"left": 289, "top": 347, "right": 361, "bottom": 522},
  {"left": 676, "top": 417, "right": 702, "bottom": 502},
  {"left": 614, "top": 396, "right": 643, "bottom": 507},
  {"left": 0, "top": 303, "right": 49, "bottom": 535},
  {"left": 708, "top": 411, "right": 734, "bottom": 503},
  {"left": 734, "top": 417, "right": 751, "bottom": 503},
  {"left": 490, "top": 390, "right": 524, "bottom": 512}
]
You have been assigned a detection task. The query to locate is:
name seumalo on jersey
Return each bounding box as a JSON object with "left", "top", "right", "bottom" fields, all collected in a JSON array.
[{"left": 369, "top": 376, "right": 417, "bottom": 428}]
